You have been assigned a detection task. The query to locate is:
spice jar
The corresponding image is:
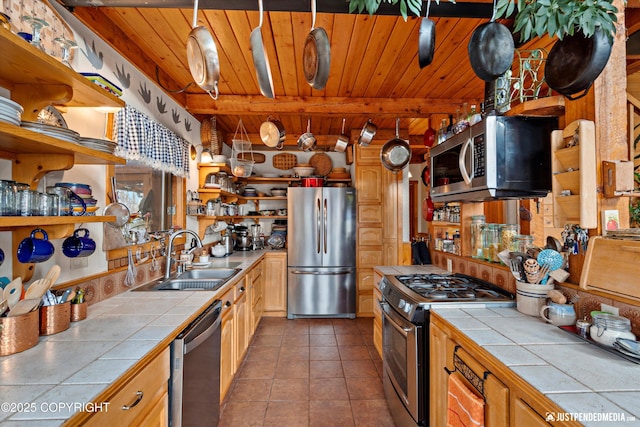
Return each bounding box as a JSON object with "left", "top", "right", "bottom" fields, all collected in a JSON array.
[
  {"left": 470, "top": 215, "right": 485, "bottom": 259},
  {"left": 500, "top": 224, "right": 519, "bottom": 254},
  {"left": 590, "top": 313, "right": 635, "bottom": 347},
  {"left": 511, "top": 234, "right": 535, "bottom": 254}
]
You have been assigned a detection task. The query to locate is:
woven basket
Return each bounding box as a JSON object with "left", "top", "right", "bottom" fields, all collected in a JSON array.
[
  {"left": 0, "top": 309, "right": 39, "bottom": 356},
  {"left": 40, "top": 302, "right": 71, "bottom": 336},
  {"left": 272, "top": 153, "right": 297, "bottom": 170}
]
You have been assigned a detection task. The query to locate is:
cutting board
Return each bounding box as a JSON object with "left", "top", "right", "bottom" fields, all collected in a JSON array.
[{"left": 237, "top": 152, "right": 266, "bottom": 163}]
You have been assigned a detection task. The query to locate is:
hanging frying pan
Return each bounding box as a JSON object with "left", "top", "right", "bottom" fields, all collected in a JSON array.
[
  {"left": 544, "top": 27, "right": 612, "bottom": 100},
  {"left": 380, "top": 119, "right": 412, "bottom": 173},
  {"left": 251, "top": 0, "right": 275, "bottom": 99},
  {"left": 303, "top": 0, "right": 331, "bottom": 90},
  {"left": 418, "top": 0, "right": 436, "bottom": 68},
  {"left": 186, "top": 0, "right": 220, "bottom": 100},
  {"left": 467, "top": 0, "right": 514, "bottom": 82}
]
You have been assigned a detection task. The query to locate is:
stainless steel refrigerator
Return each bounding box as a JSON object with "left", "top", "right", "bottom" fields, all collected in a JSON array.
[{"left": 287, "top": 187, "right": 356, "bottom": 319}]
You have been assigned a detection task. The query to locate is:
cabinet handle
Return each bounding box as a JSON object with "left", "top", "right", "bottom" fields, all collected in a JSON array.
[
  {"left": 224, "top": 301, "right": 232, "bottom": 308},
  {"left": 239, "top": 286, "right": 245, "bottom": 293},
  {"left": 122, "top": 391, "right": 144, "bottom": 410}
]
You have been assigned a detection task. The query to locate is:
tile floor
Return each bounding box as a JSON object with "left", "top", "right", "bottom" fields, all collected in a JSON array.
[{"left": 219, "top": 317, "right": 396, "bottom": 427}]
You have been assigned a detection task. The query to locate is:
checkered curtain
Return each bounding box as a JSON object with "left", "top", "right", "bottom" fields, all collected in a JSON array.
[{"left": 113, "top": 105, "right": 190, "bottom": 178}]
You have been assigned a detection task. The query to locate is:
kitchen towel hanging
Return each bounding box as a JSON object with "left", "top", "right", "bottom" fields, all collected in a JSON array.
[{"left": 447, "top": 372, "right": 485, "bottom": 427}]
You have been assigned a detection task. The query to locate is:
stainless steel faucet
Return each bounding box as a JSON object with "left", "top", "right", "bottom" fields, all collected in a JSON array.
[{"left": 164, "top": 229, "right": 203, "bottom": 279}]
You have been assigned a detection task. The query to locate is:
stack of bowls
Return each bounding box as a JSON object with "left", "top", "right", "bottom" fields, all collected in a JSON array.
[
  {"left": 0, "top": 96, "right": 23, "bottom": 126},
  {"left": 56, "top": 183, "right": 98, "bottom": 216},
  {"left": 293, "top": 163, "right": 315, "bottom": 177}
]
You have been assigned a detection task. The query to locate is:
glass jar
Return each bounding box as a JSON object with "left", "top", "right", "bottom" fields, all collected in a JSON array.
[
  {"left": 483, "top": 223, "right": 500, "bottom": 262},
  {"left": 470, "top": 215, "right": 485, "bottom": 259},
  {"left": 216, "top": 172, "right": 229, "bottom": 192},
  {"left": 500, "top": 224, "right": 520, "bottom": 253},
  {"left": 511, "top": 234, "right": 535, "bottom": 254},
  {"left": 590, "top": 313, "right": 636, "bottom": 347},
  {"left": 0, "top": 179, "right": 16, "bottom": 216}
]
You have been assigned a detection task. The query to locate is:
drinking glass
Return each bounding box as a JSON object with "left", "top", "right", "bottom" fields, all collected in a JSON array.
[
  {"left": 53, "top": 37, "right": 77, "bottom": 68},
  {"left": 20, "top": 16, "right": 49, "bottom": 50}
]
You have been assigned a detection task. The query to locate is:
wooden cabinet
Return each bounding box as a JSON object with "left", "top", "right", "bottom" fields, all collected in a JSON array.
[
  {"left": 551, "top": 119, "right": 597, "bottom": 228},
  {"left": 0, "top": 30, "right": 126, "bottom": 281},
  {"left": 263, "top": 252, "right": 287, "bottom": 316},
  {"left": 372, "top": 269, "right": 384, "bottom": 357},
  {"left": 354, "top": 145, "right": 403, "bottom": 316},
  {"left": 219, "top": 287, "right": 236, "bottom": 399},
  {"left": 235, "top": 281, "right": 249, "bottom": 369},
  {"left": 430, "top": 313, "right": 578, "bottom": 427},
  {"left": 81, "top": 347, "right": 170, "bottom": 427},
  {"left": 248, "top": 259, "right": 264, "bottom": 334}
]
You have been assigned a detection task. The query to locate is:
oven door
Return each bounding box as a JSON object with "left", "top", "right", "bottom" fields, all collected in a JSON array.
[{"left": 380, "top": 299, "right": 420, "bottom": 423}]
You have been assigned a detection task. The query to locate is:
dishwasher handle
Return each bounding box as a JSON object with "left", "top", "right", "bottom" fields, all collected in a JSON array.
[{"left": 179, "top": 300, "right": 222, "bottom": 355}]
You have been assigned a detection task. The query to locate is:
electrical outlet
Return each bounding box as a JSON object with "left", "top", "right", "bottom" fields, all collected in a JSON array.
[
  {"left": 600, "top": 303, "right": 619, "bottom": 315},
  {"left": 70, "top": 257, "right": 88, "bottom": 270},
  {"left": 446, "top": 259, "right": 453, "bottom": 272}
]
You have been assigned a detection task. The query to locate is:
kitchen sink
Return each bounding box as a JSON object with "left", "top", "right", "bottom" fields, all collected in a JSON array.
[
  {"left": 178, "top": 268, "right": 240, "bottom": 280},
  {"left": 132, "top": 268, "right": 240, "bottom": 291}
]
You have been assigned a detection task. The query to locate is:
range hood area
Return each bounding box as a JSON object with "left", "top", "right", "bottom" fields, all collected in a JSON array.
[{"left": 429, "top": 115, "right": 558, "bottom": 203}]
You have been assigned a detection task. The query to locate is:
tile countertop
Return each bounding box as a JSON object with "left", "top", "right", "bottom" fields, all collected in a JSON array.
[
  {"left": 0, "top": 251, "right": 267, "bottom": 426},
  {"left": 432, "top": 307, "right": 640, "bottom": 427}
]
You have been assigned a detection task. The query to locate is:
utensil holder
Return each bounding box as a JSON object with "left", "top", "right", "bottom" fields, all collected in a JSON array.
[
  {"left": 39, "top": 302, "right": 70, "bottom": 335},
  {"left": 0, "top": 309, "right": 39, "bottom": 356},
  {"left": 515, "top": 281, "right": 554, "bottom": 316},
  {"left": 70, "top": 302, "right": 87, "bottom": 322}
]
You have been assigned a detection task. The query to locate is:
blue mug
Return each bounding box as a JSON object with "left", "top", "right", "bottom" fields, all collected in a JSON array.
[
  {"left": 0, "top": 247, "right": 4, "bottom": 266},
  {"left": 17, "top": 228, "right": 54, "bottom": 263},
  {"left": 62, "top": 228, "right": 96, "bottom": 258}
]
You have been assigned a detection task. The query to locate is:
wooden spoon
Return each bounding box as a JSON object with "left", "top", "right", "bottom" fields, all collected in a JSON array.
[
  {"left": 0, "top": 298, "right": 7, "bottom": 317},
  {"left": 24, "top": 279, "right": 51, "bottom": 301},
  {"left": 44, "top": 265, "right": 61, "bottom": 287},
  {"left": 7, "top": 298, "right": 40, "bottom": 317},
  {"left": 3, "top": 277, "right": 22, "bottom": 309}
]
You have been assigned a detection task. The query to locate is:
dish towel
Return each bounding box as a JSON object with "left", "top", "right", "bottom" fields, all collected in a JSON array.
[{"left": 447, "top": 373, "right": 485, "bottom": 427}]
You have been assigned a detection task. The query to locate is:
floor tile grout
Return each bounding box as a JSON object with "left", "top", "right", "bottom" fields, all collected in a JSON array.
[{"left": 219, "top": 318, "right": 396, "bottom": 427}]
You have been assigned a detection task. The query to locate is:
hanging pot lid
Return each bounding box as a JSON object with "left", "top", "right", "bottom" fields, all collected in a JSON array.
[
  {"left": 251, "top": 0, "right": 275, "bottom": 99},
  {"left": 303, "top": 0, "right": 331, "bottom": 90},
  {"left": 259, "top": 116, "right": 286, "bottom": 149},
  {"left": 186, "top": 0, "right": 220, "bottom": 100}
]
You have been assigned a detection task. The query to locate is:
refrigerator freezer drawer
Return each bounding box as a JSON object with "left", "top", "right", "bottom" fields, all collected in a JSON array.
[{"left": 287, "top": 268, "right": 356, "bottom": 319}]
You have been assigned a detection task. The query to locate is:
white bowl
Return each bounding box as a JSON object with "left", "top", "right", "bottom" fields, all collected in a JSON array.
[
  {"left": 211, "top": 155, "right": 227, "bottom": 164},
  {"left": 293, "top": 166, "right": 315, "bottom": 177}
]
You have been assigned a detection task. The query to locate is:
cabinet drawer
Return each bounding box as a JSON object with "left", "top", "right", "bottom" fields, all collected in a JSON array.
[
  {"left": 358, "top": 227, "right": 382, "bottom": 246},
  {"left": 357, "top": 270, "right": 374, "bottom": 291},
  {"left": 358, "top": 250, "right": 383, "bottom": 268},
  {"left": 85, "top": 347, "right": 170, "bottom": 426},
  {"left": 357, "top": 204, "right": 383, "bottom": 223}
]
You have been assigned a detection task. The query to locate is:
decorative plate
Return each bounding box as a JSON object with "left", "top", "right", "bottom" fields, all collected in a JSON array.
[{"left": 37, "top": 106, "right": 67, "bottom": 128}]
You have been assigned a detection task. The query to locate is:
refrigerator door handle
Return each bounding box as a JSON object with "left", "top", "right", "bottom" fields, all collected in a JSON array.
[
  {"left": 323, "top": 198, "right": 328, "bottom": 254},
  {"left": 316, "top": 196, "right": 321, "bottom": 254},
  {"left": 290, "top": 270, "right": 353, "bottom": 276}
]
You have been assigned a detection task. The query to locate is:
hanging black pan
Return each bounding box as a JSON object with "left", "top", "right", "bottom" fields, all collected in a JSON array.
[
  {"left": 303, "top": 0, "right": 331, "bottom": 90},
  {"left": 418, "top": 0, "right": 436, "bottom": 68},
  {"left": 251, "top": 0, "right": 275, "bottom": 99},
  {"left": 544, "top": 27, "right": 612, "bottom": 100},
  {"left": 186, "top": 0, "right": 220, "bottom": 99},
  {"left": 467, "top": 0, "right": 514, "bottom": 82}
]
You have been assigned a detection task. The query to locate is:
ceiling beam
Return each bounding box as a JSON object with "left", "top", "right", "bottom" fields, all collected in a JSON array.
[
  {"left": 61, "top": 0, "right": 496, "bottom": 18},
  {"left": 186, "top": 94, "right": 478, "bottom": 117}
]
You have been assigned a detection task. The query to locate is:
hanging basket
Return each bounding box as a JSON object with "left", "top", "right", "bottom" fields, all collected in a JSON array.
[{"left": 231, "top": 120, "right": 255, "bottom": 177}]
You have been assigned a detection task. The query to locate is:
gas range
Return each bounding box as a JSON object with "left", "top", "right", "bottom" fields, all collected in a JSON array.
[{"left": 380, "top": 273, "right": 515, "bottom": 322}]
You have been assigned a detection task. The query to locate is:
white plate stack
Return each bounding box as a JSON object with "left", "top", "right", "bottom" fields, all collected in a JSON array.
[
  {"left": 21, "top": 121, "right": 80, "bottom": 143},
  {"left": 78, "top": 137, "right": 117, "bottom": 154},
  {"left": 0, "top": 96, "right": 23, "bottom": 126}
]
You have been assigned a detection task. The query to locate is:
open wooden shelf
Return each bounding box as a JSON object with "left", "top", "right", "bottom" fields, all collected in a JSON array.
[
  {"left": 506, "top": 95, "right": 565, "bottom": 117},
  {"left": 0, "top": 215, "right": 116, "bottom": 230},
  {"left": 0, "top": 29, "right": 124, "bottom": 117},
  {"left": 0, "top": 122, "right": 125, "bottom": 165}
]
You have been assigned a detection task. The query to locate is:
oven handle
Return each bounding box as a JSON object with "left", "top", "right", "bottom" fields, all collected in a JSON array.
[{"left": 379, "top": 300, "right": 413, "bottom": 337}]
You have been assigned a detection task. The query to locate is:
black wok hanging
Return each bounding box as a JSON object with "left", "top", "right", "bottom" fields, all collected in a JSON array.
[{"left": 544, "top": 27, "right": 612, "bottom": 100}]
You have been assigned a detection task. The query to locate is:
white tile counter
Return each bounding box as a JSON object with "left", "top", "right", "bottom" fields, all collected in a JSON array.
[
  {"left": 0, "top": 251, "right": 266, "bottom": 425},
  {"left": 432, "top": 307, "right": 640, "bottom": 427}
]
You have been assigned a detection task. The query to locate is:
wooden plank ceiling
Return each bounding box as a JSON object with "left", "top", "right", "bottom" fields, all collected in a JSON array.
[{"left": 67, "top": 3, "right": 552, "bottom": 149}]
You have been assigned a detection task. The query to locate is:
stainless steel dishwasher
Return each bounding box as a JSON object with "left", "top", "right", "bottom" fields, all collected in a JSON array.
[{"left": 170, "top": 300, "right": 222, "bottom": 427}]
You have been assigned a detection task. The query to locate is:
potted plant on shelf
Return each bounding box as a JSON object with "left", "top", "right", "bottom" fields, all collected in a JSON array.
[{"left": 347, "top": 0, "right": 620, "bottom": 42}]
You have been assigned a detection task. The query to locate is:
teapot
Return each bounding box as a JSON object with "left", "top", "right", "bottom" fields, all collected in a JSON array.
[{"left": 211, "top": 243, "right": 226, "bottom": 258}]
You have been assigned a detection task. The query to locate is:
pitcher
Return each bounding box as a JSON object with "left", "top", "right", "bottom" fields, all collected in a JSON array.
[{"left": 46, "top": 186, "right": 86, "bottom": 216}]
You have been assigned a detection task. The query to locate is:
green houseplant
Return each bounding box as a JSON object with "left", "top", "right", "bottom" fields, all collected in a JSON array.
[{"left": 347, "top": 0, "right": 620, "bottom": 42}]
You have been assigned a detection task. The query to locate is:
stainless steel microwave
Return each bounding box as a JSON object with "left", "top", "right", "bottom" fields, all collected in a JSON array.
[{"left": 429, "top": 115, "right": 558, "bottom": 202}]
